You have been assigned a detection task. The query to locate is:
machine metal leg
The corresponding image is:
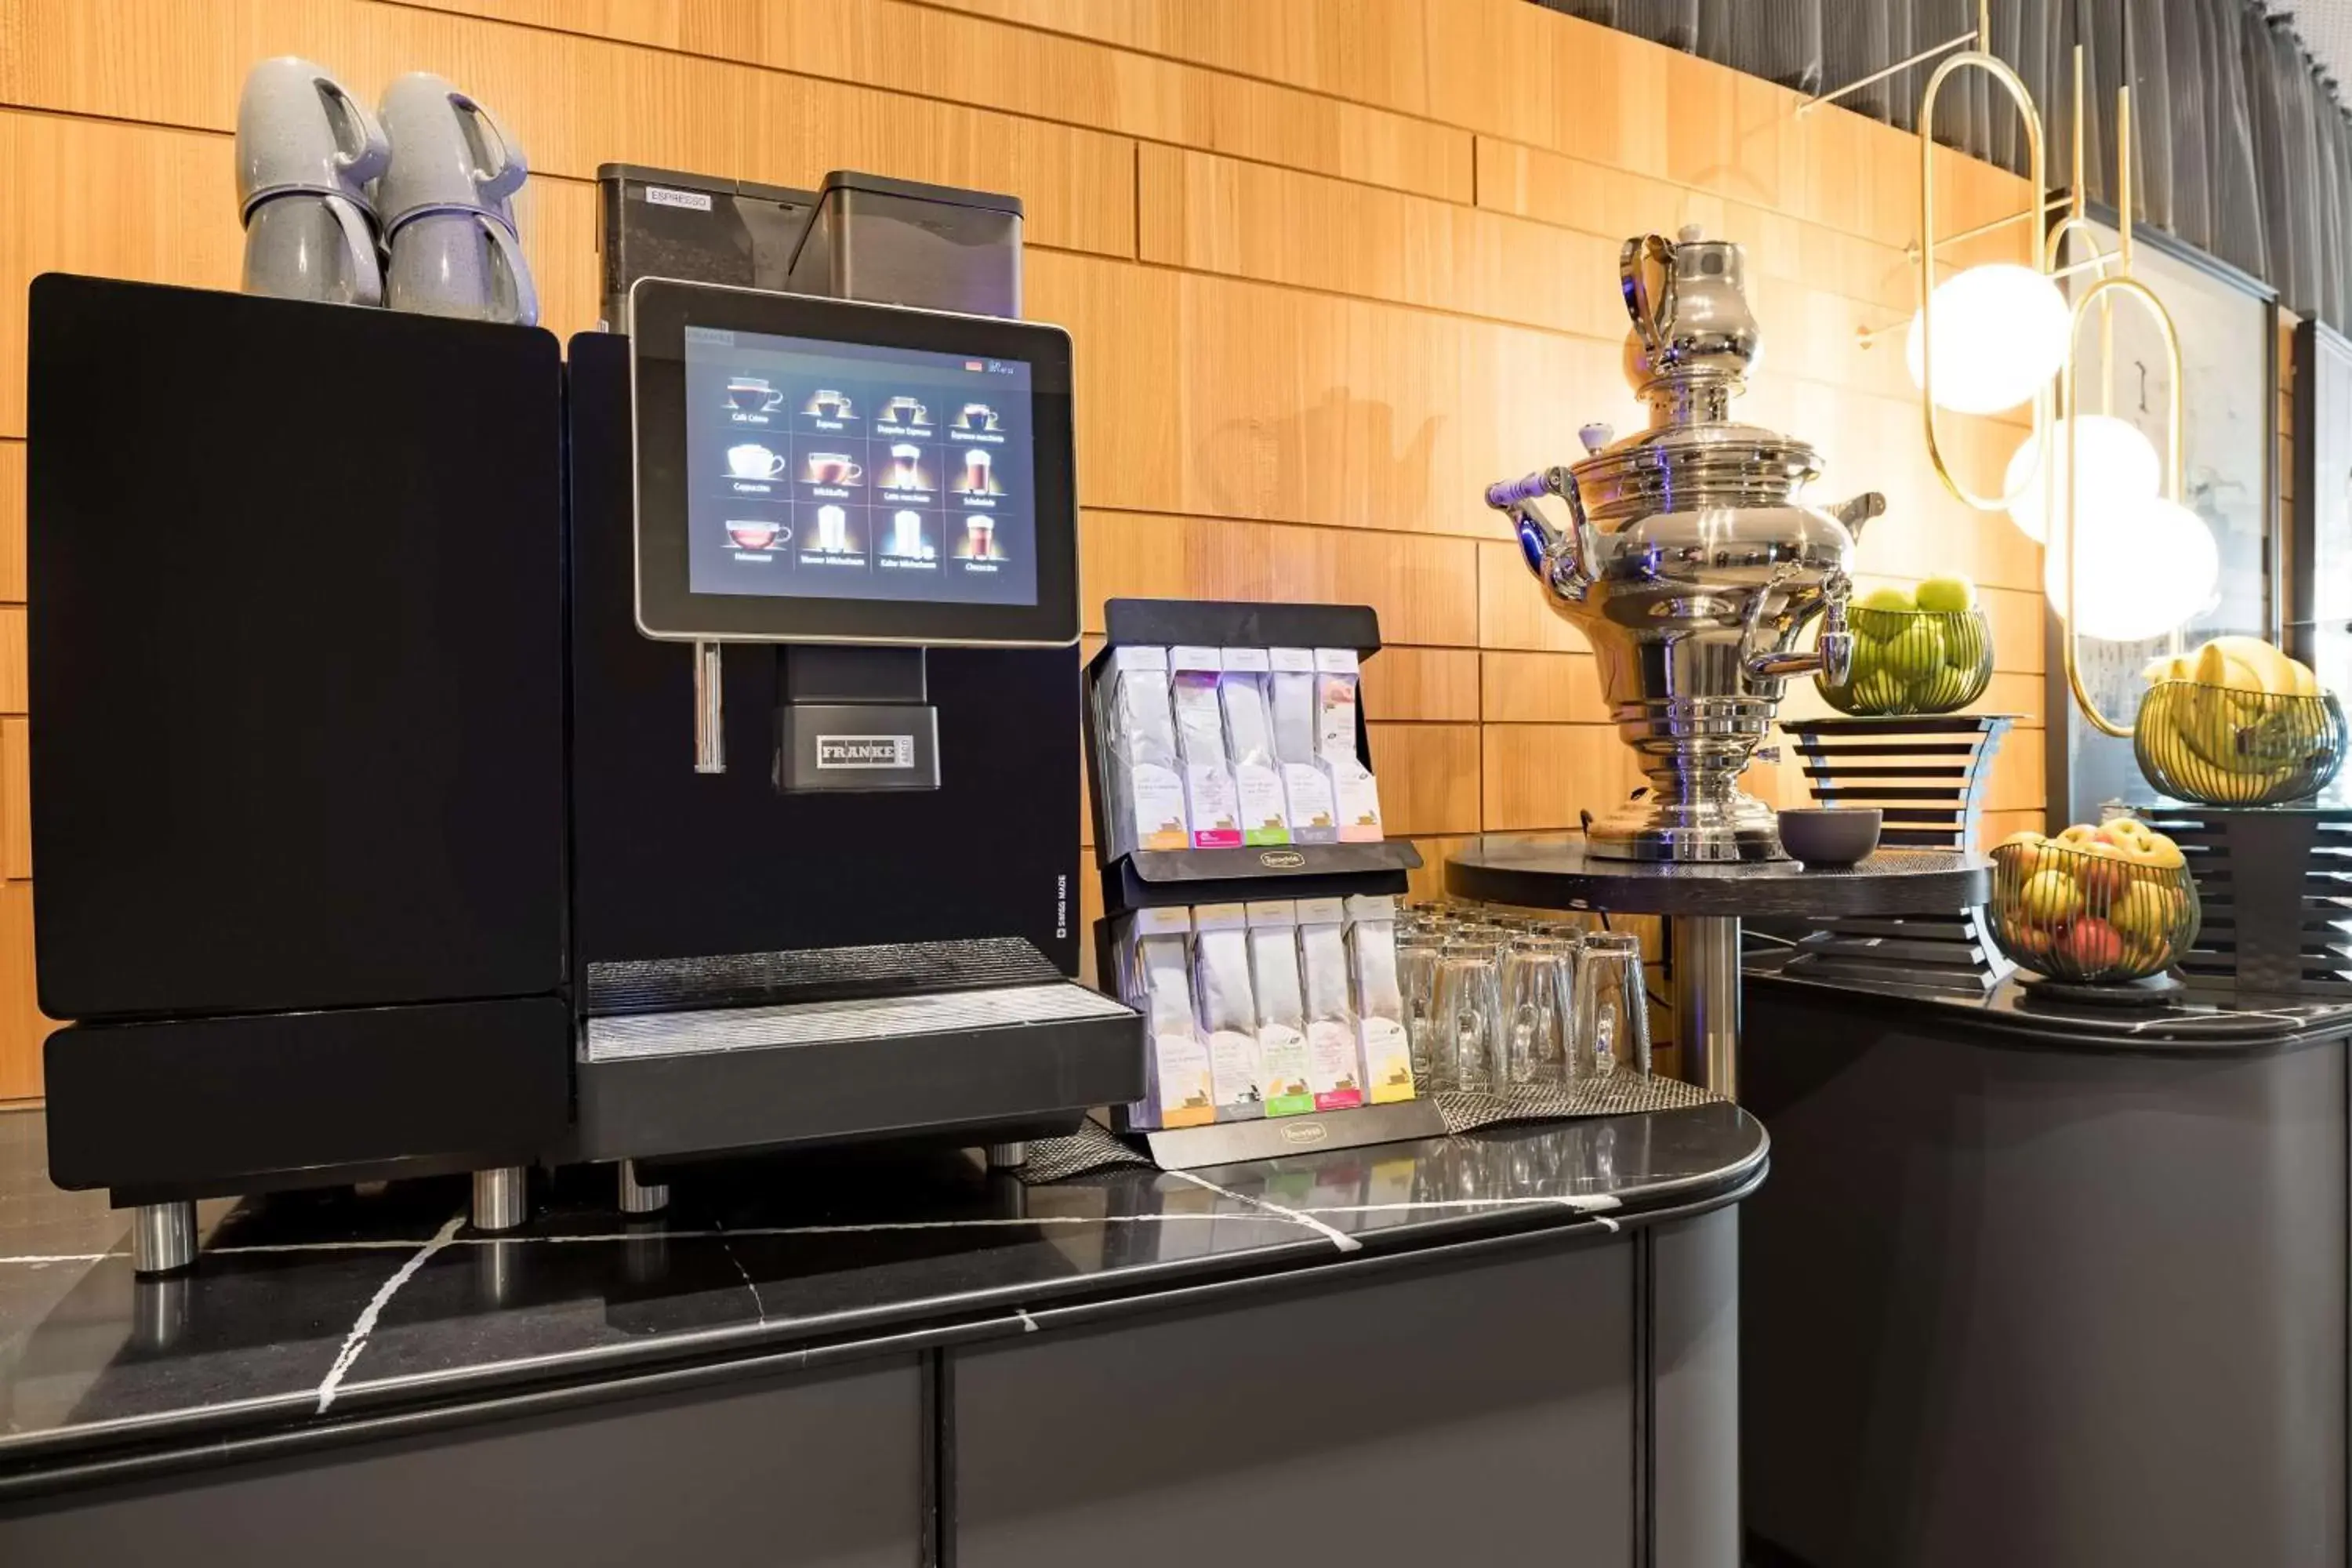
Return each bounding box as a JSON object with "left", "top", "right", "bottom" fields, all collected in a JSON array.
[
  {"left": 470, "top": 1166, "right": 528, "bottom": 1232},
  {"left": 616, "top": 1159, "right": 670, "bottom": 1214},
  {"left": 1669, "top": 913, "right": 1742, "bottom": 1097},
  {"left": 985, "top": 1140, "right": 1029, "bottom": 1171},
  {"left": 130, "top": 1200, "right": 198, "bottom": 1275}
]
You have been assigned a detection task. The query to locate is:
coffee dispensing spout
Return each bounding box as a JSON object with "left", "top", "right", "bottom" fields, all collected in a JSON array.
[{"left": 1743, "top": 570, "right": 1856, "bottom": 685}]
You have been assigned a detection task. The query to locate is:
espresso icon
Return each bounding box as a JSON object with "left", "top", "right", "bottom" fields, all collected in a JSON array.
[
  {"left": 804, "top": 452, "right": 863, "bottom": 487},
  {"left": 804, "top": 389, "right": 853, "bottom": 419},
  {"left": 953, "top": 402, "right": 1000, "bottom": 433},
  {"left": 726, "top": 377, "right": 782, "bottom": 413},
  {"left": 727, "top": 443, "right": 786, "bottom": 479}
]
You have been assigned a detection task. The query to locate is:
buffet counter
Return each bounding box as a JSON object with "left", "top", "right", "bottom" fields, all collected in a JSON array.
[{"left": 0, "top": 1105, "right": 1764, "bottom": 1567}]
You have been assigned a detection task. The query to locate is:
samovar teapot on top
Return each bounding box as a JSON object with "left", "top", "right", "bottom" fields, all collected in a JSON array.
[{"left": 1487, "top": 227, "right": 1883, "bottom": 862}]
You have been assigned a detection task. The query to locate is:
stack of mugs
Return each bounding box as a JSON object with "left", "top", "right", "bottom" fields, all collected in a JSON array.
[{"left": 236, "top": 57, "right": 538, "bottom": 325}]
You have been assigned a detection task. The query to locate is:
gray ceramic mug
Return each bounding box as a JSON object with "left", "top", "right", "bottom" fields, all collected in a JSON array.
[
  {"left": 385, "top": 209, "right": 538, "bottom": 325},
  {"left": 235, "top": 56, "right": 389, "bottom": 218},
  {"left": 243, "top": 191, "right": 383, "bottom": 307},
  {"left": 373, "top": 72, "right": 527, "bottom": 233}
]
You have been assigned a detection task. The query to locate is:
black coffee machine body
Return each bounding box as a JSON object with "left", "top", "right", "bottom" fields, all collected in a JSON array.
[{"left": 27, "top": 170, "right": 1141, "bottom": 1269}]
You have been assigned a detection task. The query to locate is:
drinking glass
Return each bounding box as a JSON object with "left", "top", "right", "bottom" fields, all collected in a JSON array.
[
  {"left": 1396, "top": 930, "right": 1449, "bottom": 1091},
  {"left": 1571, "top": 931, "right": 1653, "bottom": 1078},
  {"left": 1499, "top": 937, "right": 1573, "bottom": 1087},
  {"left": 1432, "top": 942, "right": 1504, "bottom": 1093}
]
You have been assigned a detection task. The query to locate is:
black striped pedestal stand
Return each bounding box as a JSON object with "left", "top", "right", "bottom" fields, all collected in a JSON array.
[
  {"left": 1769, "top": 715, "right": 2018, "bottom": 995},
  {"left": 2135, "top": 804, "right": 2352, "bottom": 996}
]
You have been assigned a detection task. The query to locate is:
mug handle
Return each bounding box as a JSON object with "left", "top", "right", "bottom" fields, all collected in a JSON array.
[
  {"left": 479, "top": 215, "right": 539, "bottom": 326},
  {"left": 318, "top": 75, "right": 391, "bottom": 187},
  {"left": 328, "top": 195, "right": 383, "bottom": 307},
  {"left": 764, "top": 452, "right": 788, "bottom": 477},
  {"left": 454, "top": 93, "right": 528, "bottom": 202},
  {"left": 840, "top": 463, "right": 862, "bottom": 482}
]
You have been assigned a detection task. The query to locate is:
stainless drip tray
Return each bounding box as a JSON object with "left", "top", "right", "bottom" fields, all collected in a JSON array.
[
  {"left": 583, "top": 982, "right": 1135, "bottom": 1062},
  {"left": 567, "top": 981, "right": 1146, "bottom": 1163}
]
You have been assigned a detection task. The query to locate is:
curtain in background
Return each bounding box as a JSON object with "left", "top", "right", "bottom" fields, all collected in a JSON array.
[{"left": 1538, "top": 0, "right": 2350, "bottom": 326}]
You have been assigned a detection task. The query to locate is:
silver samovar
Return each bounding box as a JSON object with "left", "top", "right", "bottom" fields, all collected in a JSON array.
[{"left": 1486, "top": 227, "right": 1883, "bottom": 862}]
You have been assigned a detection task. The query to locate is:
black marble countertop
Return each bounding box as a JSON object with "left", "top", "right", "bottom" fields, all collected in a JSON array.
[
  {"left": 0, "top": 1102, "right": 1766, "bottom": 1494},
  {"left": 1446, "top": 832, "right": 1990, "bottom": 917},
  {"left": 1748, "top": 953, "right": 2352, "bottom": 1053}
]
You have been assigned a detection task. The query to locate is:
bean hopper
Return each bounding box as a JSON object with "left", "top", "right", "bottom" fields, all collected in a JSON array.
[{"left": 1487, "top": 227, "right": 1882, "bottom": 862}]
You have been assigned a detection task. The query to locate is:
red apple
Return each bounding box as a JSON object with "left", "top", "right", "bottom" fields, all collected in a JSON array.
[{"left": 2059, "top": 917, "right": 2125, "bottom": 975}]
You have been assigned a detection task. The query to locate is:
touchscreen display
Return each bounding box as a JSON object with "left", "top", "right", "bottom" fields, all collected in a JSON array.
[{"left": 683, "top": 325, "right": 1039, "bottom": 607}]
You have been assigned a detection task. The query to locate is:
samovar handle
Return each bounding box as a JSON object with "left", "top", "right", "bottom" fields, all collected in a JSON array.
[
  {"left": 1486, "top": 466, "right": 1599, "bottom": 604},
  {"left": 1620, "top": 233, "right": 1676, "bottom": 354}
]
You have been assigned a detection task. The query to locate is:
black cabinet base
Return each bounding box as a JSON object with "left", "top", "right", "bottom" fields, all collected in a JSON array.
[{"left": 43, "top": 998, "right": 572, "bottom": 1202}]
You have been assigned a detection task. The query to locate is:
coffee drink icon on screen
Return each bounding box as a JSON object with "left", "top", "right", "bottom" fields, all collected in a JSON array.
[
  {"left": 726, "top": 377, "right": 782, "bottom": 413},
  {"left": 954, "top": 402, "right": 1000, "bottom": 433},
  {"left": 816, "top": 504, "right": 851, "bottom": 554},
  {"left": 964, "top": 516, "right": 996, "bottom": 560},
  {"left": 888, "top": 510, "right": 927, "bottom": 559},
  {"left": 727, "top": 520, "right": 782, "bottom": 550},
  {"left": 804, "top": 389, "right": 853, "bottom": 419},
  {"left": 959, "top": 448, "right": 995, "bottom": 495},
  {"left": 804, "top": 452, "right": 863, "bottom": 487},
  {"left": 886, "top": 444, "right": 926, "bottom": 490},
  {"left": 884, "top": 396, "right": 929, "bottom": 426},
  {"left": 727, "top": 443, "right": 786, "bottom": 479}
]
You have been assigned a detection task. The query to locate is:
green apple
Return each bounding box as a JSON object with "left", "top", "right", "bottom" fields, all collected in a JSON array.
[
  {"left": 1849, "top": 668, "right": 1907, "bottom": 713},
  {"left": 1915, "top": 574, "right": 1977, "bottom": 613},
  {"left": 1859, "top": 585, "right": 1917, "bottom": 613},
  {"left": 1882, "top": 616, "right": 1948, "bottom": 681}
]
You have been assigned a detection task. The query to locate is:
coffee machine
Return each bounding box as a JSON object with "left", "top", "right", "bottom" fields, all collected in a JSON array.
[{"left": 29, "top": 170, "right": 1141, "bottom": 1269}]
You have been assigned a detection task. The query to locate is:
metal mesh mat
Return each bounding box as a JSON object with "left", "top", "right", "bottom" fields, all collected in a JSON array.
[{"left": 1014, "top": 1074, "right": 1727, "bottom": 1183}]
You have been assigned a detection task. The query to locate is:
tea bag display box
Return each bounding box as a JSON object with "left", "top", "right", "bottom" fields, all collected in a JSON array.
[
  {"left": 1082, "top": 598, "right": 1423, "bottom": 924},
  {"left": 1081, "top": 599, "right": 1442, "bottom": 1170}
]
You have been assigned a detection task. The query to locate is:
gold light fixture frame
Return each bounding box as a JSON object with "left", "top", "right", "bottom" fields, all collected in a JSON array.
[
  {"left": 1809, "top": 9, "right": 2189, "bottom": 740},
  {"left": 2053, "top": 80, "right": 2186, "bottom": 740}
]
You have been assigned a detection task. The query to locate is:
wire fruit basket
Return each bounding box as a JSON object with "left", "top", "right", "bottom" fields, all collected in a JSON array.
[
  {"left": 2132, "top": 682, "right": 2347, "bottom": 807},
  {"left": 1816, "top": 607, "right": 1993, "bottom": 717},
  {"left": 1987, "top": 837, "right": 2199, "bottom": 984}
]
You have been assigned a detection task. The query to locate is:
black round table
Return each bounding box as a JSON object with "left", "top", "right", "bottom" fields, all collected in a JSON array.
[{"left": 1445, "top": 833, "right": 1991, "bottom": 1094}]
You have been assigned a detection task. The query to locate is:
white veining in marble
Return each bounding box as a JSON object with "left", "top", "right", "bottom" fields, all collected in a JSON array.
[
  {"left": 314, "top": 1213, "right": 464, "bottom": 1414},
  {"left": 1163, "top": 1168, "right": 1363, "bottom": 1253}
]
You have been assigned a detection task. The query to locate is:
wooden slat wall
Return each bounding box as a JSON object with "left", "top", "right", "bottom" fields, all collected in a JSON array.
[{"left": 0, "top": 0, "right": 2053, "bottom": 1098}]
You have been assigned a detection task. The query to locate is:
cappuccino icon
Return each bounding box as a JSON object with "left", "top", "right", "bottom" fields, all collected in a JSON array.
[{"left": 727, "top": 444, "right": 786, "bottom": 479}]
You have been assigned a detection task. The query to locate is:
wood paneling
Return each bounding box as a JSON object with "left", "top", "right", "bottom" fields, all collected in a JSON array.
[
  {"left": 0, "top": 0, "right": 2061, "bottom": 1094},
  {"left": 4, "top": 718, "right": 31, "bottom": 883},
  {"left": 1481, "top": 652, "right": 1606, "bottom": 724},
  {"left": 1078, "top": 511, "right": 1479, "bottom": 648},
  {"left": 0, "top": 0, "right": 1141, "bottom": 255},
  {"left": 390, "top": 0, "right": 1470, "bottom": 201},
  {"left": 1368, "top": 723, "right": 1481, "bottom": 838},
  {"left": 0, "top": 443, "right": 20, "bottom": 603},
  {"left": 0, "top": 884, "right": 46, "bottom": 1102},
  {"left": 1482, "top": 724, "right": 1646, "bottom": 833},
  {"left": 1360, "top": 648, "right": 1481, "bottom": 724}
]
